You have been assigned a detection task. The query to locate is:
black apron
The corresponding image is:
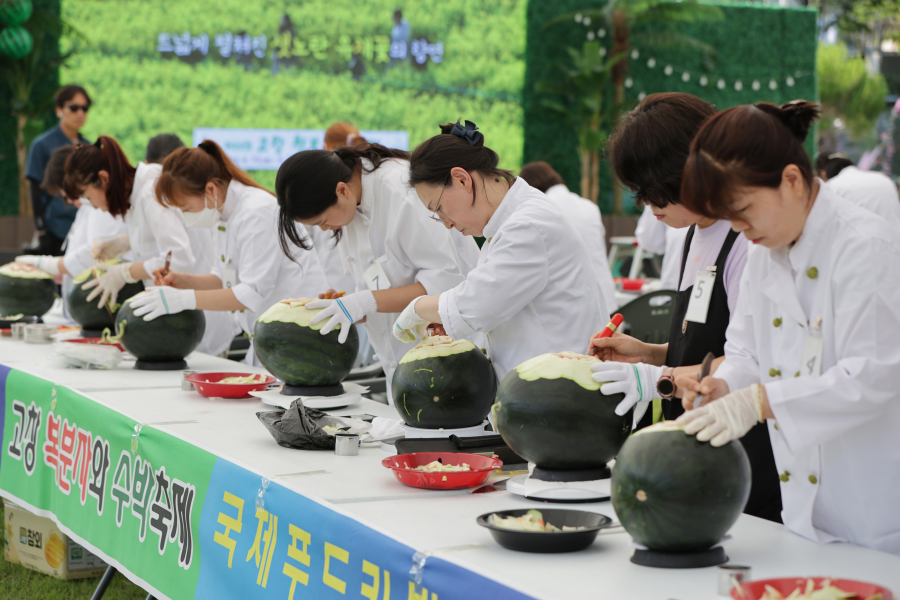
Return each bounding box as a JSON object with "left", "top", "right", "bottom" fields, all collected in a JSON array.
[{"left": 638, "top": 224, "right": 783, "bottom": 523}]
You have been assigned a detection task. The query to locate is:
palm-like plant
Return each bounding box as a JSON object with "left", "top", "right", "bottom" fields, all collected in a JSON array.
[
  {"left": 537, "top": 41, "right": 626, "bottom": 203},
  {"left": 547, "top": 0, "right": 723, "bottom": 212}
]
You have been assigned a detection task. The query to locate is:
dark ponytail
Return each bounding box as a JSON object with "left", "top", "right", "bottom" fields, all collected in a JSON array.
[
  {"left": 408, "top": 121, "right": 515, "bottom": 189},
  {"left": 63, "top": 136, "right": 136, "bottom": 217},
  {"left": 681, "top": 100, "right": 821, "bottom": 219},
  {"left": 275, "top": 143, "right": 408, "bottom": 258}
]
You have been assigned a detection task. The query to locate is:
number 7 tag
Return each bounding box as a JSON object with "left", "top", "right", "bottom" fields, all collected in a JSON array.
[
  {"left": 685, "top": 272, "right": 715, "bottom": 324},
  {"left": 800, "top": 334, "right": 824, "bottom": 377},
  {"left": 363, "top": 260, "right": 391, "bottom": 291}
]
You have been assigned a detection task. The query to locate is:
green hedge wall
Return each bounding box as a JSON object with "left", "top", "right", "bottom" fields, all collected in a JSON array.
[
  {"left": 0, "top": 0, "right": 62, "bottom": 216},
  {"left": 523, "top": 1, "right": 819, "bottom": 214}
]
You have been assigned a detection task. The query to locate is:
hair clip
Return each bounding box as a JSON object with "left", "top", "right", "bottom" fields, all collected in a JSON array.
[{"left": 449, "top": 119, "right": 484, "bottom": 146}]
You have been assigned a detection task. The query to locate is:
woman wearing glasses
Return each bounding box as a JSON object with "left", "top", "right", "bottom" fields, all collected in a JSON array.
[
  {"left": 274, "top": 142, "right": 480, "bottom": 393},
  {"left": 392, "top": 121, "right": 608, "bottom": 381}
]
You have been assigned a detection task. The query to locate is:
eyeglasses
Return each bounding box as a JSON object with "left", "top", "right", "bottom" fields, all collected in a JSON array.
[
  {"left": 428, "top": 170, "right": 477, "bottom": 224},
  {"left": 65, "top": 104, "right": 90, "bottom": 113}
]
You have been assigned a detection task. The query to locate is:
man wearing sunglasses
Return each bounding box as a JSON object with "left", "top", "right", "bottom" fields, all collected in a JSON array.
[{"left": 23, "top": 84, "right": 92, "bottom": 256}]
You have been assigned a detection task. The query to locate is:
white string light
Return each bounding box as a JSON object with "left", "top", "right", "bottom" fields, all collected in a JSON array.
[
  {"left": 587, "top": 31, "right": 595, "bottom": 40},
  {"left": 597, "top": 28, "right": 606, "bottom": 38},
  {"left": 625, "top": 77, "right": 633, "bottom": 88},
  {"left": 575, "top": 13, "right": 583, "bottom": 22},
  {"left": 631, "top": 49, "right": 640, "bottom": 59},
  {"left": 647, "top": 58, "right": 656, "bottom": 68},
  {"left": 734, "top": 80, "right": 743, "bottom": 91},
  {"left": 599, "top": 46, "right": 607, "bottom": 56},
  {"left": 682, "top": 71, "right": 690, "bottom": 82},
  {"left": 769, "top": 79, "right": 778, "bottom": 90},
  {"left": 699, "top": 75, "right": 708, "bottom": 86},
  {"left": 583, "top": 16, "right": 591, "bottom": 25},
  {"left": 717, "top": 78, "right": 726, "bottom": 89},
  {"left": 752, "top": 80, "right": 760, "bottom": 91},
  {"left": 638, "top": 92, "right": 647, "bottom": 100},
  {"left": 664, "top": 65, "right": 673, "bottom": 76}
]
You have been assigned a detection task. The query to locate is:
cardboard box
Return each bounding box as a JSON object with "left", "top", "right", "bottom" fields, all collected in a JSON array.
[{"left": 3, "top": 500, "right": 107, "bottom": 580}]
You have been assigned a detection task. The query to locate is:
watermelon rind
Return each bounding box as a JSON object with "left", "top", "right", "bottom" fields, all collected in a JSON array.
[
  {"left": 253, "top": 298, "right": 359, "bottom": 386},
  {"left": 0, "top": 262, "right": 56, "bottom": 317},
  {"left": 68, "top": 259, "right": 144, "bottom": 330},
  {"left": 494, "top": 352, "right": 632, "bottom": 470},
  {"left": 611, "top": 421, "right": 752, "bottom": 552},
  {"left": 392, "top": 335, "right": 497, "bottom": 429},
  {"left": 115, "top": 293, "right": 205, "bottom": 361}
]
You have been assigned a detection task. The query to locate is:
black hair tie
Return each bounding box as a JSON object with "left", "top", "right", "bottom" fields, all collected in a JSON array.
[{"left": 449, "top": 119, "right": 484, "bottom": 146}]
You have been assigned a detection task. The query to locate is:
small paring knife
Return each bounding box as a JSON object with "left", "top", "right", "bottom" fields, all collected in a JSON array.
[{"left": 694, "top": 352, "right": 715, "bottom": 410}]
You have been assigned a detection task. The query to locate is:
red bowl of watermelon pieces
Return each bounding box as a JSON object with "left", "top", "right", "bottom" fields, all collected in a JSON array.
[
  {"left": 382, "top": 452, "right": 503, "bottom": 490},
  {"left": 731, "top": 577, "right": 893, "bottom": 600},
  {"left": 186, "top": 372, "right": 275, "bottom": 399},
  {"left": 61, "top": 337, "right": 126, "bottom": 352}
]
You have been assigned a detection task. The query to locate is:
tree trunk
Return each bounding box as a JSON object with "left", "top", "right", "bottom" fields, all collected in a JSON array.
[
  {"left": 579, "top": 148, "right": 591, "bottom": 200},
  {"left": 589, "top": 150, "right": 600, "bottom": 204},
  {"left": 16, "top": 113, "right": 31, "bottom": 217}
]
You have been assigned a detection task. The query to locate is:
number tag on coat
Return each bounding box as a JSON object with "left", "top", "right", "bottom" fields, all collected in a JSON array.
[
  {"left": 223, "top": 264, "right": 237, "bottom": 289},
  {"left": 800, "top": 334, "right": 824, "bottom": 377},
  {"left": 363, "top": 260, "right": 391, "bottom": 291},
  {"left": 685, "top": 273, "right": 715, "bottom": 324}
]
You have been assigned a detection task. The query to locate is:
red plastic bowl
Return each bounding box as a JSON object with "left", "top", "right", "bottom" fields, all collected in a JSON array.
[
  {"left": 186, "top": 372, "right": 275, "bottom": 399},
  {"left": 731, "top": 577, "right": 893, "bottom": 600},
  {"left": 382, "top": 452, "right": 503, "bottom": 490},
  {"left": 61, "top": 337, "right": 126, "bottom": 352},
  {"left": 614, "top": 277, "right": 648, "bottom": 291}
]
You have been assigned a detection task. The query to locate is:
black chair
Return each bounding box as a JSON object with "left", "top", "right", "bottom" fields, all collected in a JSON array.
[{"left": 617, "top": 289, "right": 677, "bottom": 344}]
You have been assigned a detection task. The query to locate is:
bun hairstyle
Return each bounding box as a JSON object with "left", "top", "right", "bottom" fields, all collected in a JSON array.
[
  {"left": 324, "top": 122, "right": 369, "bottom": 150},
  {"left": 681, "top": 100, "right": 820, "bottom": 219},
  {"left": 155, "top": 140, "right": 269, "bottom": 209},
  {"left": 275, "top": 143, "right": 409, "bottom": 257},
  {"left": 63, "top": 136, "right": 136, "bottom": 217},
  {"left": 408, "top": 120, "right": 515, "bottom": 190}
]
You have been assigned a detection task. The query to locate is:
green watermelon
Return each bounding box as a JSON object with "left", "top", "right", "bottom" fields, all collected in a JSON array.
[
  {"left": 0, "top": 262, "right": 56, "bottom": 317},
  {"left": 253, "top": 298, "right": 359, "bottom": 386},
  {"left": 68, "top": 260, "right": 144, "bottom": 332},
  {"left": 494, "top": 352, "right": 632, "bottom": 470},
  {"left": 0, "top": 0, "right": 33, "bottom": 26},
  {"left": 116, "top": 293, "right": 205, "bottom": 362},
  {"left": 0, "top": 26, "right": 33, "bottom": 60},
  {"left": 392, "top": 335, "right": 497, "bottom": 428},
  {"left": 612, "top": 421, "right": 751, "bottom": 552}
]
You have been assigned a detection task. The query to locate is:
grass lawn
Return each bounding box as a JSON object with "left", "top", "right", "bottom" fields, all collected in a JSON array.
[{"left": 0, "top": 500, "right": 149, "bottom": 600}]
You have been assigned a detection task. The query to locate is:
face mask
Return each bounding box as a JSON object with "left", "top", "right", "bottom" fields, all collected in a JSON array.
[{"left": 181, "top": 193, "right": 219, "bottom": 229}]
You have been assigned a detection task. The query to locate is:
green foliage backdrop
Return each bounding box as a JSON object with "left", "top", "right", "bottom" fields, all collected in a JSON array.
[{"left": 523, "top": 1, "right": 819, "bottom": 214}]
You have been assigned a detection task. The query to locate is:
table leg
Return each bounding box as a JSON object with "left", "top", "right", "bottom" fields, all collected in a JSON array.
[{"left": 90, "top": 565, "right": 117, "bottom": 600}]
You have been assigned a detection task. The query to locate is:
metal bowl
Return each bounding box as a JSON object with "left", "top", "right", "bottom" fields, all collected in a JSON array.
[
  {"left": 24, "top": 324, "right": 56, "bottom": 344},
  {"left": 477, "top": 508, "right": 613, "bottom": 553}
]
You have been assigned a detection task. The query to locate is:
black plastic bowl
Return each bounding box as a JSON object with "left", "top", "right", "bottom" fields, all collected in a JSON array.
[{"left": 476, "top": 509, "right": 613, "bottom": 553}]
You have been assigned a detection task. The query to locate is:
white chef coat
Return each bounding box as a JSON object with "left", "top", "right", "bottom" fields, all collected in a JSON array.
[
  {"left": 61, "top": 205, "right": 128, "bottom": 315},
  {"left": 545, "top": 184, "right": 618, "bottom": 310},
  {"left": 715, "top": 182, "right": 900, "bottom": 555},
  {"left": 306, "top": 225, "right": 355, "bottom": 293},
  {"left": 826, "top": 166, "right": 900, "bottom": 228},
  {"left": 212, "top": 179, "right": 328, "bottom": 343},
  {"left": 123, "top": 162, "right": 238, "bottom": 356},
  {"left": 337, "top": 158, "right": 480, "bottom": 394},
  {"left": 439, "top": 178, "right": 609, "bottom": 381},
  {"left": 634, "top": 204, "right": 689, "bottom": 290}
]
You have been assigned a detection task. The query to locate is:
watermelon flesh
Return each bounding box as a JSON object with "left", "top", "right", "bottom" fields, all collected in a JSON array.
[
  {"left": 611, "top": 421, "right": 752, "bottom": 552},
  {"left": 494, "top": 352, "right": 632, "bottom": 470},
  {"left": 0, "top": 262, "right": 56, "bottom": 317},
  {"left": 392, "top": 335, "right": 497, "bottom": 429},
  {"left": 68, "top": 260, "right": 144, "bottom": 330},
  {"left": 253, "top": 298, "right": 359, "bottom": 387},
  {"left": 116, "top": 293, "right": 205, "bottom": 362}
]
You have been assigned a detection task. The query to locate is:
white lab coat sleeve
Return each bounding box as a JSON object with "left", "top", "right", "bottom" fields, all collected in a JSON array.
[
  {"left": 138, "top": 183, "right": 197, "bottom": 275},
  {"left": 438, "top": 220, "right": 549, "bottom": 340},
  {"left": 766, "top": 240, "right": 900, "bottom": 453},
  {"left": 634, "top": 205, "right": 667, "bottom": 254},
  {"left": 715, "top": 264, "right": 762, "bottom": 393},
  {"left": 384, "top": 193, "right": 473, "bottom": 294},
  {"left": 230, "top": 211, "right": 295, "bottom": 315}
]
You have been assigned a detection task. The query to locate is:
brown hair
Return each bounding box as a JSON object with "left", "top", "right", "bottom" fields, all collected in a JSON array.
[
  {"left": 408, "top": 122, "right": 515, "bottom": 189},
  {"left": 815, "top": 151, "right": 853, "bottom": 180},
  {"left": 156, "top": 140, "right": 270, "bottom": 208},
  {"left": 324, "top": 122, "right": 368, "bottom": 151},
  {"left": 43, "top": 145, "right": 77, "bottom": 197},
  {"left": 54, "top": 84, "right": 91, "bottom": 109},
  {"left": 63, "top": 136, "right": 136, "bottom": 217},
  {"left": 519, "top": 161, "right": 565, "bottom": 193},
  {"left": 681, "top": 100, "right": 820, "bottom": 219},
  {"left": 608, "top": 93, "right": 717, "bottom": 208}
]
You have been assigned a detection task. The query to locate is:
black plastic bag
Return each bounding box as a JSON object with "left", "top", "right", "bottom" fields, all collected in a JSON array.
[{"left": 257, "top": 399, "right": 335, "bottom": 450}]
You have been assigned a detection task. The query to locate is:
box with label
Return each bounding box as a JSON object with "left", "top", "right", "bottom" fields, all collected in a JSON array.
[{"left": 3, "top": 500, "right": 107, "bottom": 580}]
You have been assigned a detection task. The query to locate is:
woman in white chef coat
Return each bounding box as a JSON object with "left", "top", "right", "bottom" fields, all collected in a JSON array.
[
  {"left": 130, "top": 140, "right": 328, "bottom": 365},
  {"left": 392, "top": 121, "right": 608, "bottom": 381},
  {"left": 675, "top": 100, "right": 900, "bottom": 555},
  {"left": 273, "top": 141, "right": 480, "bottom": 391},
  {"left": 62, "top": 136, "right": 236, "bottom": 356}
]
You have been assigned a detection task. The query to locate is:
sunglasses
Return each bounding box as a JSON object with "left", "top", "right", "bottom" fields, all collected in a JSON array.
[{"left": 65, "top": 104, "right": 90, "bottom": 113}]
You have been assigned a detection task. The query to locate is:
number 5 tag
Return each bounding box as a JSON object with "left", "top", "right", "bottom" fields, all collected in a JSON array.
[
  {"left": 685, "top": 272, "right": 715, "bottom": 324},
  {"left": 363, "top": 259, "right": 392, "bottom": 291},
  {"left": 800, "top": 334, "right": 824, "bottom": 377}
]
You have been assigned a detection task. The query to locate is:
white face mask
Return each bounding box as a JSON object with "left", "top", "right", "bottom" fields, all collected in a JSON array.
[{"left": 181, "top": 193, "right": 219, "bottom": 229}]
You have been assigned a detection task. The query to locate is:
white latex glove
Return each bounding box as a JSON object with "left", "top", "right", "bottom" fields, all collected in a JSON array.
[
  {"left": 82, "top": 262, "right": 138, "bottom": 309},
  {"left": 305, "top": 290, "right": 377, "bottom": 344},
  {"left": 591, "top": 361, "right": 664, "bottom": 416},
  {"left": 93, "top": 234, "right": 131, "bottom": 261},
  {"left": 15, "top": 255, "right": 61, "bottom": 276},
  {"left": 392, "top": 295, "right": 428, "bottom": 343},
  {"left": 674, "top": 384, "right": 765, "bottom": 447},
  {"left": 129, "top": 287, "right": 197, "bottom": 321}
]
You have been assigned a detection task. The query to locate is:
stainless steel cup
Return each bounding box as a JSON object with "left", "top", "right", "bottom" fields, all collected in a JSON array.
[
  {"left": 182, "top": 370, "right": 198, "bottom": 391},
  {"left": 11, "top": 322, "right": 27, "bottom": 340},
  {"left": 334, "top": 433, "right": 360, "bottom": 456},
  {"left": 24, "top": 324, "right": 55, "bottom": 344},
  {"left": 718, "top": 564, "right": 751, "bottom": 596}
]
